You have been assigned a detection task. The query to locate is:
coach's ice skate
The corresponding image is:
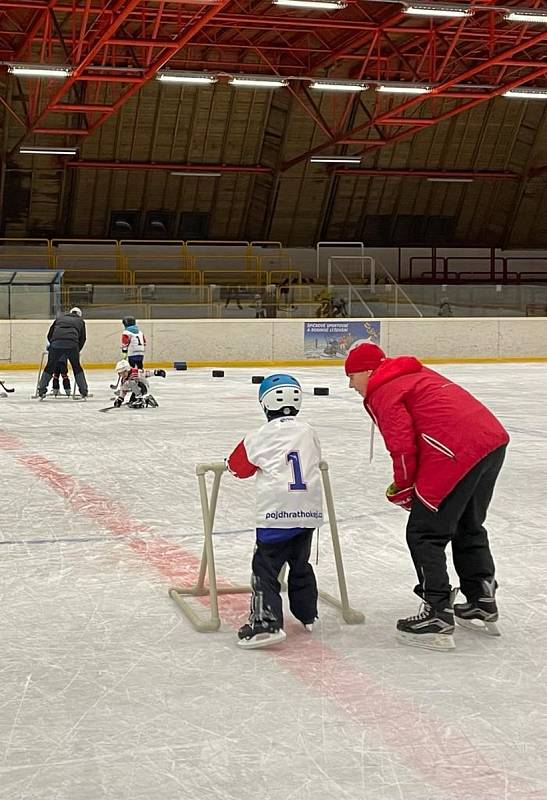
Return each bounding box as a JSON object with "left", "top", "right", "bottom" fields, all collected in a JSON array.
[
  {"left": 454, "top": 579, "right": 500, "bottom": 636},
  {"left": 237, "top": 618, "right": 286, "bottom": 649},
  {"left": 397, "top": 597, "right": 456, "bottom": 651}
]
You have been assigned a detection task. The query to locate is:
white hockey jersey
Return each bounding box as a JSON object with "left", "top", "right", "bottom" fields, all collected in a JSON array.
[
  {"left": 227, "top": 416, "right": 324, "bottom": 530},
  {"left": 121, "top": 328, "right": 146, "bottom": 357}
]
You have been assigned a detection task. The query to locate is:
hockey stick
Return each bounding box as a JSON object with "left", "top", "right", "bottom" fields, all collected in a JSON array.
[
  {"left": 99, "top": 404, "right": 125, "bottom": 413},
  {"left": 0, "top": 380, "right": 15, "bottom": 393}
]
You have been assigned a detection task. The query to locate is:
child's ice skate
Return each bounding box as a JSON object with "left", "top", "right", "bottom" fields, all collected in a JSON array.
[
  {"left": 238, "top": 583, "right": 286, "bottom": 649},
  {"left": 454, "top": 579, "right": 500, "bottom": 636},
  {"left": 237, "top": 618, "right": 286, "bottom": 649},
  {"left": 63, "top": 377, "right": 71, "bottom": 396},
  {"left": 128, "top": 396, "right": 145, "bottom": 409},
  {"left": 52, "top": 377, "right": 60, "bottom": 397},
  {"left": 397, "top": 592, "right": 456, "bottom": 651}
]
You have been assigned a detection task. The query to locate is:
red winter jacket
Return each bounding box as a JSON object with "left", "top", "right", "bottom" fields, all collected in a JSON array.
[{"left": 364, "top": 357, "right": 509, "bottom": 512}]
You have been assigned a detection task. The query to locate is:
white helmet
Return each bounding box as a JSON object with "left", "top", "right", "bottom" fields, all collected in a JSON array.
[
  {"left": 259, "top": 374, "right": 302, "bottom": 415},
  {"left": 115, "top": 359, "right": 130, "bottom": 373},
  {"left": 70, "top": 307, "right": 82, "bottom": 317}
]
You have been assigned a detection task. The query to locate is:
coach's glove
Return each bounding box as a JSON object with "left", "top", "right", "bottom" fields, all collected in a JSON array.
[
  {"left": 154, "top": 369, "right": 166, "bottom": 378},
  {"left": 386, "top": 483, "right": 414, "bottom": 511}
]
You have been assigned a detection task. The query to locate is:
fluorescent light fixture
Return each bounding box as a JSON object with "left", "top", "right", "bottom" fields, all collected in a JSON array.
[
  {"left": 504, "top": 9, "right": 547, "bottom": 23},
  {"left": 404, "top": 3, "right": 471, "bottom": 18},
  {"left": 273, "top": 0, "right": 347, "bottom": 8},
  {"left": 156, "top": 71, "right": 217, "bottom": 84},
  {"left": 229, "top": 76, "right": 288, "bottom": 88},
  {"left": 427, "top": 177, "right": 474, "bottom": 183},
  {"left": 8, "top": 64, "right": 71, "bottom": 78},
  {"left": 378, "top": 83, "right": 430, "bottom": 94},
  {"left": 19, "top": 146, "right": 78, "bottom": 156},
  {"left": 170, "top": 171, "right": 222, "bottom": 177},
  {"left": 310, "top": 80, "right": 368, "bottom": 92},
  {"left": 310, "top": 155, "right": 361, "bottom": 163},
  {"left": 503, "top": 87, "right": 547, "bottom": 99}
]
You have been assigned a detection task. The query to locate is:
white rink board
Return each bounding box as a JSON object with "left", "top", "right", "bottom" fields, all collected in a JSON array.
[
  {"left": 0, "top": 317, "right": 546, "bottom": 364},
  {"left": 0, "top": 362, "right": 546, "bottom": 800}
]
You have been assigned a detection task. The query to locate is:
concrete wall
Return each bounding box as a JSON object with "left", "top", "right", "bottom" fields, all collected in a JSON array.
[{"left": 1, "top": 318, "right": 545, "bottom": 366}]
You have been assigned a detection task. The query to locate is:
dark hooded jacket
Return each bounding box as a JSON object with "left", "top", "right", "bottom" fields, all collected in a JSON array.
[{"left": 47, "top": 312, "right": 86, "bottom": 350}]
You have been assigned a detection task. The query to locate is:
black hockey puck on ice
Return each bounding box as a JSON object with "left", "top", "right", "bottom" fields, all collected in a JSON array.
[
  {"left": 212, "top": 370, "right": 225, "bottom": 378},
  {"left": 251, "top": 375, "right": 264, "bottom": 384},
  {"left": 314, "top": 387, "right": 329, "bottom": 396},
  {"left": 174, "top": 361, "right": 187, "bottom": 371}
]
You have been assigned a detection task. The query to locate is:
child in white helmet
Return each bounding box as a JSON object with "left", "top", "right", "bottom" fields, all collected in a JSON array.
[
  {"left": 226, "top": 374, "right": 324, "bottom": 649},
  {"left": 111, "top": 359, "right": 165, "bottom": 409}
]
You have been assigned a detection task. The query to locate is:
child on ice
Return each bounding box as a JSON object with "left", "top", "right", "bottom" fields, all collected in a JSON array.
[
  {"left": 227, "top": 374, "right": 324, "bottom": 649},
  {"left": 111, "top": 359, "right": 165, "bottom": 409}
]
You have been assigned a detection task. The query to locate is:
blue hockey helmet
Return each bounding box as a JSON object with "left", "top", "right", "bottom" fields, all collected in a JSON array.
[{"left": 259, "top": 374, "right": 302, "bottom": 415}]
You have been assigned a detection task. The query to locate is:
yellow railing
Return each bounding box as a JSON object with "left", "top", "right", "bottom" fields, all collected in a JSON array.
[
  {"left": 128, "top": 269, "right": 202, "bottom": 286},
  {"left": 0, "top": 237, "right": 51, "bottom": 268},
  {"left": 0, "top": 238, "right": 293, "bottom": 272},
  {"left": 200, "top": 269, "right": 267, "bottom": 286}
]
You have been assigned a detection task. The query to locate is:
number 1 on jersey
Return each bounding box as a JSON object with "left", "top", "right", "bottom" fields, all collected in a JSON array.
[{"left": 287, "top": 451, "right": 307, "bottom": 491}]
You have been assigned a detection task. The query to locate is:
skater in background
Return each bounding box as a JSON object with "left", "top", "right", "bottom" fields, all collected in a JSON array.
[
  {"left": 251, "top": 293, "right": 266, "bottom": 319},
  {"left": 111, "top": 359, "right": 165, "bottom": 409},
  {"left": 227, "top": 374, "right": 324, "bottom": 649},
  {"left": 121, "top": 317, "right": 146, "bottom": 369},
  {"left": 38, "top": 307, "right": 88, "bottom": 398},
  {"left": 345, "top": 342, "right": 509, "bottom": 652}
]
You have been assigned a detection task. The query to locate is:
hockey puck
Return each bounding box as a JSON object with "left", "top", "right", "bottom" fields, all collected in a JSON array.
[
  {"left": 313, "top": 387, "right": 329, "bottom": 396},
  {"left": 251, "top": 375, "right": 264, "bottom": 384},
  {"left": 212, "top": 370, "right": 224, "bottom": 378},
  {"left": 174, "top": 361, "right": 187, "bottom": 371}
]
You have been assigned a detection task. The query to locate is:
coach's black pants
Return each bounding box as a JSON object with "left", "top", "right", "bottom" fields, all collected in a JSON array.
[
  {"left": 406, "top": 445, "right": 506, "bottom": 607},
  {"left": 39, "top": 343, "right": 88, "bottom": 396},
  {"left": 251, "top": 528, "right": 318, "bottom": 627}
]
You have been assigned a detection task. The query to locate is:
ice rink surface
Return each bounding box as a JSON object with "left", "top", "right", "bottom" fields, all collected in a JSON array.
[{"left": 0, "top": 362, "right": 545, "bottom": 800}]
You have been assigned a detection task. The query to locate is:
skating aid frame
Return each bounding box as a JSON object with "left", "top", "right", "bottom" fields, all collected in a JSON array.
[{"left": 169, "top": 460, "right": 365, "bottom": 632}]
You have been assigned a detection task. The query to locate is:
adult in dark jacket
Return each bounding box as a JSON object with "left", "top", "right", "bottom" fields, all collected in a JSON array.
[
  {"left": 38, "top": 307, "right": 88, "bottom": 398},
  {"left": 345, "top": 342, "right": 509, "bottom": 652}
]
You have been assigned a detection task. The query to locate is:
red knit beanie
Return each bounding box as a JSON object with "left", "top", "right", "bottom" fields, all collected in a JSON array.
[{"left": 344, "top": 342, "right": 386, "bottom": 376}]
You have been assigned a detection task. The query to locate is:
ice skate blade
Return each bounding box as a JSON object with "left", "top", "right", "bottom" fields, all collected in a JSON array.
[
  {"left": 456, "top": 617, "right": 501, "bottom": 637},
  {"left": 397, "top": 631, "right": 456, "bottom": 651},
  {"left": 237, "top": 630, "right": 287, "bottom": 650}
]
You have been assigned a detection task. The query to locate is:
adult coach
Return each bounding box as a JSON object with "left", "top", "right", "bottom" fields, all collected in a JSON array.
[
  {"left": 345, "top": 342, "right": 509, "bottom": 652},
  {"left": 38, "top": 307, "right": 89, "bottom": 398}
]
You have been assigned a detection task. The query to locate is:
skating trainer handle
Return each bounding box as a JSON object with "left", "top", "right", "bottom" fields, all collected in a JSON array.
[{"left": 196, "top": 461, "right": 227, "bottom": 477}]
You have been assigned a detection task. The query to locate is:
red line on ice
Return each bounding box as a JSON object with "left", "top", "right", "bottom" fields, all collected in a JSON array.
[{"left": 1, "top": 428, "right": 542, "bottom": 800}]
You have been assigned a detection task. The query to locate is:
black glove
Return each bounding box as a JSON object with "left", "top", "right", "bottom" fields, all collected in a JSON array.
[
  {"left": 114, "top": 397, "right": 123, "bottom": 408},
  {"left": 154, "top": 369, "right": 166, "bottom": 378}
]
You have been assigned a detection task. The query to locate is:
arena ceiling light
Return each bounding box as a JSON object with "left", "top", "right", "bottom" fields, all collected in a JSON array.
[
  {"left": 310, "top": 80, "right": 368, "bottom": 92},
  {"left": 156, "top": 71, "right": 217, "bottom": 84},
  {"left": 502, "top": 87, "right": 547, "bottom": 99},
  {"left": 170, "top": 171, "right": 222, "bottom": 177},
  {"left": 378, "top": 83, "right": 430, "bottom": 95},
  {"left": 504, "top": 9, "right": 547, "bottom": 23},
  {"left": 229, "top": 76, "right": 288, "bottom": 88},
  {"left": 7, "top": 63, "right": 71, "bottom": 78},
  {"left": 310, "top": 155, "right": 362, "bottom": 163},
  {"left": 273, "top": 0, "right": 347, "bottom": 9},
  {"left": 403, "top": 3, "right": 472, "bottom": 18},
  {"left": 19, "top": 146, "right": 78, "bottom": 155}
]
